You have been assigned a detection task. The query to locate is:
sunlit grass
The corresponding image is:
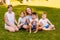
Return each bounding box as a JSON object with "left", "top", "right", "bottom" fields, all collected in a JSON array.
[{"left": 0, "top": 5, "right": 60, "bottom": 40}]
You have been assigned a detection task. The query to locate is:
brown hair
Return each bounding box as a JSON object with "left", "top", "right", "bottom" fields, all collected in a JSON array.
[
  {"left": 20, "top": 11, "right": 25, "bottom": 16},
  {"left": 42, "top": 11, "right": 47, "bottom": 15},
  {"left": 8, "top": 5, "right": 12, "bottom": 9},
  {"left": 25, "top": 7, "right": 32, "bottom": 15},
  {"left": 32, "top": 12, "right": 37, "bottom": 15}
]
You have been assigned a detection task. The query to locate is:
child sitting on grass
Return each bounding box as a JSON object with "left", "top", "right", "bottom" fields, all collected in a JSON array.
[
  {"left": 39, "top": 12, "right": 55, "bottom": 30},
  {"left": 4, "top": 5, "right": 19, "bottom": 32},
  {"left": 17, "top": 11, "right": 29, "bottom": 31},
  {"left": 29, "top": 12, "right": 39, "bottom": 33}
]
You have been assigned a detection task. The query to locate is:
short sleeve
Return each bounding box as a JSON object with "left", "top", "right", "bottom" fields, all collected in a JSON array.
[{"left": 47, "top": 19, "right": 50, "bottom": 23}]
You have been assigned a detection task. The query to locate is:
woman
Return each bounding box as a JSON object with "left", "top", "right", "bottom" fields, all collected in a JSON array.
[
  {"left": 25, "top": 7, "right": 33, "bottom": 33},
  {"left": 25, "top": 7, "right": 32, "bottom": 21}
]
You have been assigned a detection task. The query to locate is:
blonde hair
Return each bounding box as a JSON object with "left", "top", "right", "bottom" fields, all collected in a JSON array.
[
  {"left": 20, "top": 11, "right": 25, "bottom": 16},
  {"left": 42, "top": 11, "right": 47, "bottom": 15}
]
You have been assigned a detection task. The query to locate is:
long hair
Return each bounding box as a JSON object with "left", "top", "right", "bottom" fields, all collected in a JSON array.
[{"left": 25, "top": 7, "right": 32, "bottom": 15}]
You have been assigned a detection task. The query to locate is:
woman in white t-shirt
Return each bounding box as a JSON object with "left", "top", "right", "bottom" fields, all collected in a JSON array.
[
  {"left": 39, "top": 12, "right": 55, "bottom": 30},
  {"left": 4, "top": 5, "right": 19, "bottom": 32}
]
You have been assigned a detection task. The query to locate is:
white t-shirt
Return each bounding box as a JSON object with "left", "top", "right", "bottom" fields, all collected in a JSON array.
[
  {"left": 30, "top": 18, "right": 38, "bottom": 22},
  {"left": 5, "top": 11, "right": 15, "bottom": 26},
  {"left": 39, "top": 18, "right": 50, "bottom": 26},
  {"left": 30, "top": 18, "right": 39, "bottom": 24},
  {"left": 18, "top": 17, "right": 26, "bottom": 24},
  {"left": 25, "top": 15, "right": 32, "bottom": 21}
]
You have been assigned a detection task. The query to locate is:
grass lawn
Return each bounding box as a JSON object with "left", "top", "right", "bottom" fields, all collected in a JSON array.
[{"left": 0, "top": 5, "right": 60, "bottom": 40}]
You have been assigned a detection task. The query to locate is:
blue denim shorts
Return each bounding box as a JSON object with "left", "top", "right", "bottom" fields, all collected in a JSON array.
[
  {"left": 44, "top": 25, "right": 49, "bottom": 28},
  {"left": 32, "top": 24, "right": 36, "bottom": 30}
]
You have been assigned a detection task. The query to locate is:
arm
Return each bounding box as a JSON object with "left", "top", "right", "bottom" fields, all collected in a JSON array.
[
  {"left": 47, "top": 19, "right": 52, "bottom": 25},
  {"left": 14, "top": 13, "right": 18, "bottom": 25},
  {"left": 17, "top": 18, "right": 23, "bottom": 27},
  {"left": 39, "top": 19, "right": 42, "bottom": 26}
]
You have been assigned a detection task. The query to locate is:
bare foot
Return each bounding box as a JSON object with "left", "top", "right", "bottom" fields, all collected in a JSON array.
[
  {"left": 34, "top": 31, "right": 37, "bottom": 33},
  {"left": 29, "top": 31, "right": 31, "bottom": 33}
]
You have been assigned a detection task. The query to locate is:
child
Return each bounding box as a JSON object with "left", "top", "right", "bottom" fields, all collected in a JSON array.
[
  {"left": 18, "top": 12, "right": 28, "bottom": 31},
  {"left": 29, "top": 12, "right": 39, "bottom": 33},
  {"left": 39, "top": 12, "right": 55, "bottom": 30},
  {"left": 4, "top": 5, "right": 19, "bottom": 32}
]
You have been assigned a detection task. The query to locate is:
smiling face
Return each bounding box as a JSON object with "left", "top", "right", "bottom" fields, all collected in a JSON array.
[
  {"left": 20, "top": 12, "right": 25, "bottom": 18},
  {"left": 42, "top": 13, "right": 47, "bottom": 19},
  {"left": 32, "top": 14, "right": 36, "bottom": 19},
  {"left": 8, "top": 5, "right": 13, "bottom": 13},
  {"left": 26, "top": 8, "right": 32, "bottom": 15},
  {"left": 32, "top": 12, "right": 37, "bottom": 19},
  {"left": 8, "top": 7, "right": 13, "bottom": 13}
]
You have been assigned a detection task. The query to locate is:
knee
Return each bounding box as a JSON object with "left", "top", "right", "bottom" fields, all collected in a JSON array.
[
  {"left": 23, "top": 25, "right": 28, "bottom": 29},
  {"left": 29, "top": 23, "right": 32, "bottom": 27},
  {"left": 15, "top": 28, "right": 19, "bottom": 31}
]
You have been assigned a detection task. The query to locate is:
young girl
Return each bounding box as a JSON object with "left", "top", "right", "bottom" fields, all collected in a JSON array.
[
  {"left": 17, "top": 12, "right": 29, "bottom": 31},
  {"left": 4, "top": 5, "right": 19, "bottom": 32},
  {"left": 39, "top": 12, "right": 55, "bottom": 30}
]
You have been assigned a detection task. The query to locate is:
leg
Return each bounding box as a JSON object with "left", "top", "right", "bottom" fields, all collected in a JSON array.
[
  {"left": 38, "top": 24, "right": 43, "bottom": 30},
  {"left": 38, "top": 26, "right": 43, "bottom": 30},
  {"left": 42, "top": 27, "right": 49, "bottom": 30},
  {"left": 42, "top": 25, "right": 51, "bottom": 30},
  {"left": 5, "top": 26, "right": 15, "bottom": 32},
  {"left": 49, "top": 25, "right": 55, "bottom": 30},
  {"left": 34, "top": 23, "right": 39, "bottom": 33},
  {"left": 23, "top": 25, "right": 28, "bottom": 30},
  {"left": 13, "top": 25, "right": 19, "bottom": 31},
  {"left": 28, "top": 23, "right": 32, "bottom": 33}
]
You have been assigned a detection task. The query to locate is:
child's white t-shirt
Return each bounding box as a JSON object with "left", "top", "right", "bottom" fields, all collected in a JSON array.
[
  {"left": 30, "top": 18, "right": 39, "bottom": 23},
  {"left": 5, "top": 11, "right": 15, "bottom": 26},
  {"left": 18, "top": 17, "right": 26, "bottom": 24},
  {"left": 39, "top": 18, "right": 50, "bottom": 26}
]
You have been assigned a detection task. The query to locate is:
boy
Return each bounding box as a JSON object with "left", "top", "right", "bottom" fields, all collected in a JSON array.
[
  {"left": 29, "top": 12, "right": 39, "bottom": 33},
  {"left": 39, "top": 12, "right": 55, "bottom": 30},
  {"left": 4, "top": 5, "right": 19, "bottom": 32}
]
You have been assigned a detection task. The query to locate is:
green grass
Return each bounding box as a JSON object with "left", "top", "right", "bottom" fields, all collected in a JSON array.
[{"left": 0, "top": 5, "right": 60, "bottom": 40}]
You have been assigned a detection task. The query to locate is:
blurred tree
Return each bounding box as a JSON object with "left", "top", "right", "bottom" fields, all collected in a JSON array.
[
  {"left": 18, "top": 0, "right": 22, "bottom": 3},
  {"left": 5, "top": 0, "right": 10, "bottom": 5},
  {"left": 0, "top": 0, "right": 5, "bottom": 5}
]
